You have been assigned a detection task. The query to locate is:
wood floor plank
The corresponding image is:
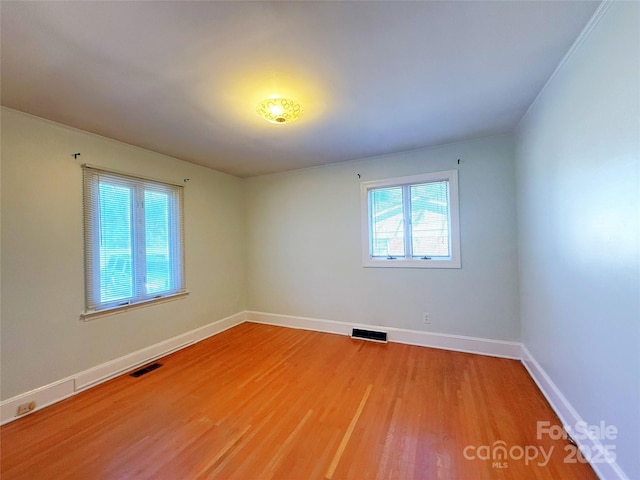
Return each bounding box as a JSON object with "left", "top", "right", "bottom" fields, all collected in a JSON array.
[
  {"left": 0, "top": 323, "right": 598, "bottom": 479},
  {"left": 326, "top": 384, "right": 373, "bottom": 479}
]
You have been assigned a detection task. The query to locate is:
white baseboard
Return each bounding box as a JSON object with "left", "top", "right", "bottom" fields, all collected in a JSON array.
[
  {"left": 521, "top": 345, "right": 629, "bottom": 480},
  {"left": 0, "top": 311, "right": 246, "bottom": 425},
  {"left": 245, "top": 311, "right": 521, "bottom": 359}
]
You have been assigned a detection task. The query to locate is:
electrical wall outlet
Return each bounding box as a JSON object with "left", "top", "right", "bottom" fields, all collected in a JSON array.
[
  {"left": 17, "top": 401, "right": 36, "bottom": 416},
  {"left": 423, "top": 312, "right": 431, "bottom": 325}
]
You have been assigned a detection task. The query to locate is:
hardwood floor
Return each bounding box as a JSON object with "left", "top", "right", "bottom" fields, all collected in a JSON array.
[{"left": 1, "top": 322, "right": 597, "bottom": 479}]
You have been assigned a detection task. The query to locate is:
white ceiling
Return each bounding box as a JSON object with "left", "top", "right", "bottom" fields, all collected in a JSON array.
[{"left": 1, "top": 1, "right": 599, "bottom": 177}]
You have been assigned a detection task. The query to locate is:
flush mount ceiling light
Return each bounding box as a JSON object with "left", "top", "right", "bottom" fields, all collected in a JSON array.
[{"left": 256, "top": 97, "right": 303, "bottom": 124}]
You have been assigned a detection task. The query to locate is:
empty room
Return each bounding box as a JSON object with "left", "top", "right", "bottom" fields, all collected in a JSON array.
[{"left": 1, "top": 1, "right": 638, "bottom": 479}]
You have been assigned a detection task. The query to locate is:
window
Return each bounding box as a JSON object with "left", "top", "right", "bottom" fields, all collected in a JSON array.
[
  {"left": 82, "top": 165, "right": 186, "bottom": 317},
  {"left": 361, "top": 170, "right": 460, "bottom": 268}
]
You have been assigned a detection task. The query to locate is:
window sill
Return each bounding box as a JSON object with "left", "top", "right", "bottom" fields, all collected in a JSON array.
[
  {"left": 81, "top": 291, "right": 190, "bottom": 321},
  {"left": 363, "top": 258, "right": 461, "bottom": 269}
]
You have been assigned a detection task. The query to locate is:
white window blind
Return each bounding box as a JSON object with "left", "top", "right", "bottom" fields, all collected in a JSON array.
[
  {"left": 361, "top": 170, "right": 460, "bottom": 268},
  {"left": 83, "top": 165, "right": 186, "bottom": 314},
  {"left": 410, "top": 181, "right": 450, "bottom": 258}
]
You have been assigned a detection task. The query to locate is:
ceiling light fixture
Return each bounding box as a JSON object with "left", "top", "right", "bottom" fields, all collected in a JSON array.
[{"left": 256, "top": 97, "right": 303, "bottom": 124}]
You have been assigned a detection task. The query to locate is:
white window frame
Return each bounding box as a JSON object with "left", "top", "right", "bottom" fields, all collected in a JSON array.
[
  {"left": 82, "top": 164, "right": 188, "bottom": 320},
  {"left": 361, "top": 170, "right": 461, "bottom": 269}
]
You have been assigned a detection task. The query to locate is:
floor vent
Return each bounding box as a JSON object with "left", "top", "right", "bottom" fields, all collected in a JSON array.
[
  {"left": 130, "top": 362, "right": 163, "bottom": 378},
  {"left": 351, "top": 328, "right": 388, "bottom": 343}
]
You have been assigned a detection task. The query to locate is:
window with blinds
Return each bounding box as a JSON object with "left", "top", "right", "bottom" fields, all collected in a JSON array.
[
  {"left": 361, "top": 170, "right": 461, "bottom": 268},
  {"left": 82, "top": 165, "right": 186, "bottom": 316}
]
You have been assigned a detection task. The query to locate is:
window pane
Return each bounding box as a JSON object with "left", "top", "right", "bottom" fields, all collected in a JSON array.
[
  {"left": 370, "top": 187, "right": 405, "bottom": 257},
  {"left": 411, "top": 181, "right": 450, "bottom": 257},
  {"left": 99, "top": 182, "right": 133, "bottom": 302},
  {"left": 145, "top": 190, "right": 171, "bottom": 294}
]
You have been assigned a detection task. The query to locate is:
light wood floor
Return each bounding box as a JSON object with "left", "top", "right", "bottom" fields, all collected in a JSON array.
[{"left": 1, "top": 322, "right": 597, "bottom": 479}]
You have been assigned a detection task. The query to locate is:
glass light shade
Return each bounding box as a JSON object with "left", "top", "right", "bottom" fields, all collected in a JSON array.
[{"left": 256, "top": 98, "right": 303, "bottom": 124}]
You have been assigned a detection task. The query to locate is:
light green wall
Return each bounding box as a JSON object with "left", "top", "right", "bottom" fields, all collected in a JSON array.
[
  {"left": 1, "top": 108, "right": 246, "bottom": 399},
  {"left": 516, "top": 2, "right": 640, "bottom": 478},
  {"left": 245, "top": 135, "right": 520, "bottom": 340}
]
